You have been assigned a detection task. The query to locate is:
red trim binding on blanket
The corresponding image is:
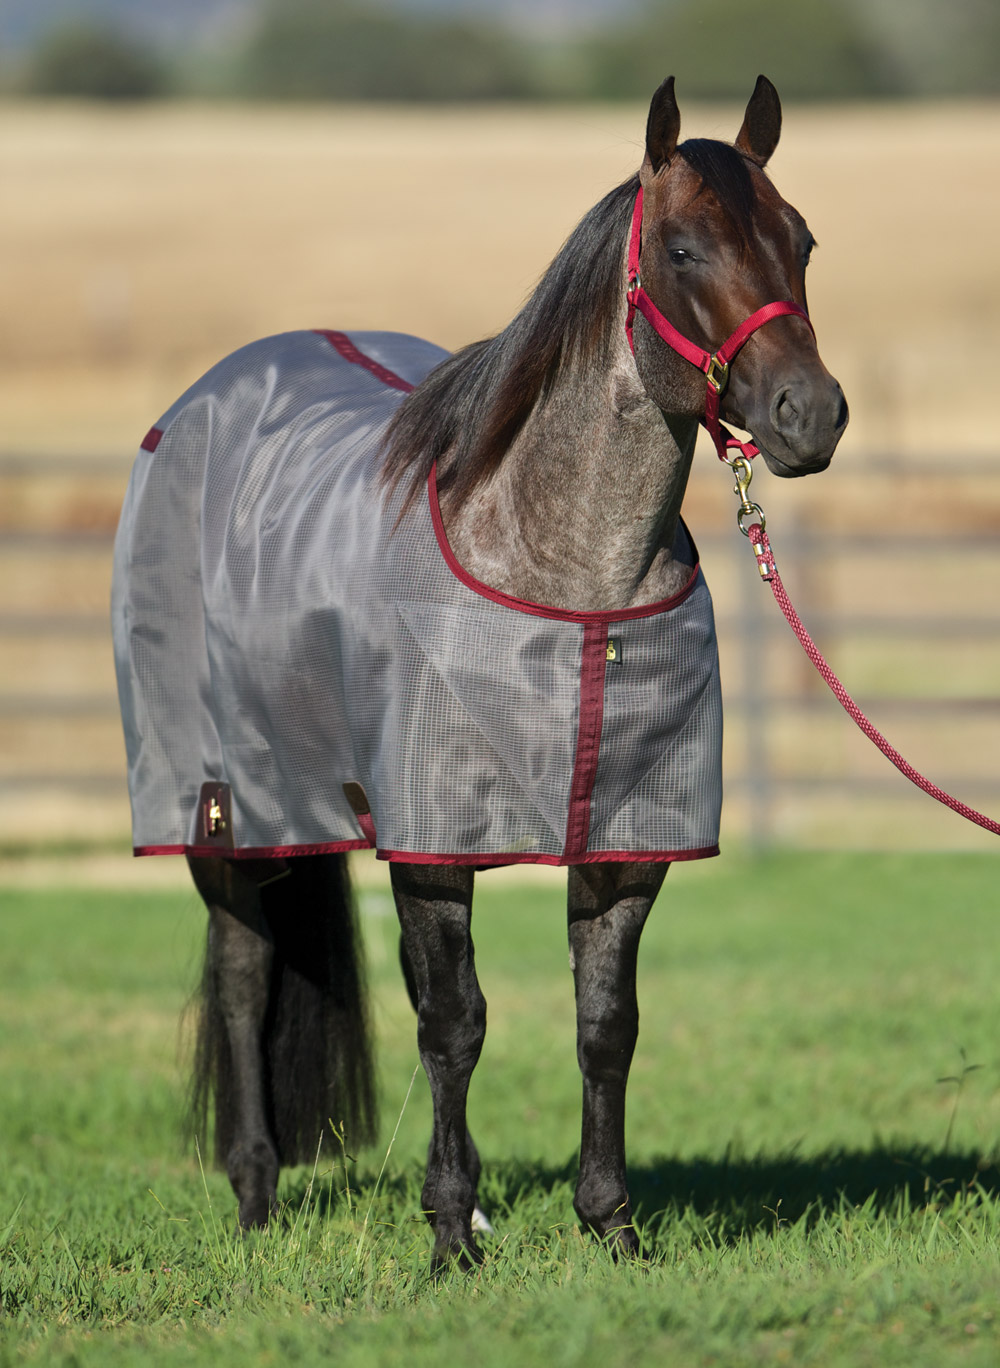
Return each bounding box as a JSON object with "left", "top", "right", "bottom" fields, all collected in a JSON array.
[
  {"left": 314, "top": 330, "right": 416, "bottom": 394},
  {"left": 374, "top": 846, "right": 719, "bottom": 865},
  {"left": 135, "top": 839, "right": 370, "bottom": 859},
  {"left": 140, "top": 426, "right": 163, "bottom": 452},
  {"left": 310, "top": 332, "right": 702, "bottom": 623},
  {"left": 564, "top": 621, "right": 609, "bottom": 857},
  {"left": 136, "top": 840, "right": 719, "bottom": 865},
  {"left": 428, "top": 464, "right": 701, "bottom": 623}
]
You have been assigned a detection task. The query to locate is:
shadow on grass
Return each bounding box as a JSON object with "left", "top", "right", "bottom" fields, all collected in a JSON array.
[
  {"left": 280, "top": 1144, "right": 1000, "bottom": 1247},
  {"left": 626, "top": 1145, "right": 1000, "bottom": 1237}
]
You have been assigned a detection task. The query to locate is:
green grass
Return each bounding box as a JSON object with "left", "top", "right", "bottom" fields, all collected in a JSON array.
[{"left": 2, "top": 852, "right": 1000, "bottom": 1365}]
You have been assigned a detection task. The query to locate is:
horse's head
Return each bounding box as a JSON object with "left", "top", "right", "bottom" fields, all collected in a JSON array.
[{"left": 631, "top": 75, "right": 847, "bottom": 477}]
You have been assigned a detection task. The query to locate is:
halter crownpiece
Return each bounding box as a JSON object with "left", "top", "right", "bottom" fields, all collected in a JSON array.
[{"left": 624, "top": 186, "right": 814, "bottom": 465}]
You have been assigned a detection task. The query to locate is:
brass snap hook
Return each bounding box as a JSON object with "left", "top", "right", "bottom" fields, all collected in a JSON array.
[{"left": 727, "top": 455, "right": 766, "bottom": 535}]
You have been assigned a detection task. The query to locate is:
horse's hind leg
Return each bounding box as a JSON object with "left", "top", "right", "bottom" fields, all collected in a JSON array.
[
  {"left": 567, "top": 861, "right": 666, "bottom": 1254},
  {"left": 188, "top": 856, "right": 278, "bottom": 1229},
  {"left": 391, "top": 863, "right": 486, "bottom": 1270}
]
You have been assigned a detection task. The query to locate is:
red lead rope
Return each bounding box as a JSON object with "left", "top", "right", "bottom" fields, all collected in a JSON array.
[
  {"left": 626, "top": 185, "right": 998, "bottom": 836},
  {"left": 747, "top": 523, "right": 1000, "bottom": 837},
  {"left": 621, "top": 190, "right": 995, "bottom": 831}
]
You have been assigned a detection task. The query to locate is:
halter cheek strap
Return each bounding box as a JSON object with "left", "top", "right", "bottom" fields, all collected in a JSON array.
[{"left": 624, "top": 186, "right": 814, "bottom": 464}]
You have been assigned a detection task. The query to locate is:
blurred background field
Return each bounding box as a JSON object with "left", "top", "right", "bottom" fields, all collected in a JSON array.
[{"left": 2, "top": 0, "right": 1000, "bottom": 862}]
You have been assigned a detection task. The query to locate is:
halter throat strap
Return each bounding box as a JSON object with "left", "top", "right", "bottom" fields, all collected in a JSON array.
[{"left": 624, "top": 185, "right": 814, "bottom": 463}]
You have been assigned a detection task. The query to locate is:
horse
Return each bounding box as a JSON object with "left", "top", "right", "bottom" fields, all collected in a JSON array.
[{"left": 111, "top": 75, "right": 847, "bottom": 1269}]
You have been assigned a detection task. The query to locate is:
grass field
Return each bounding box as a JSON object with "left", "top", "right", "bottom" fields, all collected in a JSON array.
[{"left": 2, "top": 851, "right": 1000, "bottom": 1364}]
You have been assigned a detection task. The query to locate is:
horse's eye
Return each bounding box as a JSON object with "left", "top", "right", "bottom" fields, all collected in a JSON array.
[
  {"left": 803, "top": 236, "right": 816, "bottom": 266},
  {"left": 668, "top": 248, "right": 693, "bottom": 268}
]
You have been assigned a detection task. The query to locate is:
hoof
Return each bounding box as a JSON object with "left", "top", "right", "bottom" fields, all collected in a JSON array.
[
  {"left": 229, "top": 1143, "right": 279, "bottom": 1234},
  {"left": 237, "top": 1195, "right": 278, "bottom": 1232},
  {"left": 603, "top": 1222, "right": 640, "bottom": 1259},
  {"left": 431, "top": 1231, "right": 485, "bottom": 1275}
]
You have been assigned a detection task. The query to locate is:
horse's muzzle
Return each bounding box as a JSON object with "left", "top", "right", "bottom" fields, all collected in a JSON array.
[{"left": 755, "top": 374, "right": 849, "bottom": 476}]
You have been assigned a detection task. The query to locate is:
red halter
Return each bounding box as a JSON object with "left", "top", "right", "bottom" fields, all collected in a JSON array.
[{"left": 625, "top": 186, "right": 814, "bottom": 463}]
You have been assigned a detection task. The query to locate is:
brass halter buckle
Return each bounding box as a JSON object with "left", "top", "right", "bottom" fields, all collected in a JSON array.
[{"left": 705, "top": 354, "right": 730, "bottom": 394}]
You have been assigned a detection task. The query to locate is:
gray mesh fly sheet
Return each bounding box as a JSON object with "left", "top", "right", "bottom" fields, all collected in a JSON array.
[{"left": 112, "top": 329, "right": 723, "bottom": 866}]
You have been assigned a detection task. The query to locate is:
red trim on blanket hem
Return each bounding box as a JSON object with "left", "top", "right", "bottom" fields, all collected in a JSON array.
[
  {"left": 134, "top": 839, "right": 370, "bottom": 858},
  {"left": 427, "top": 463, "right": 700, "bottom": 623},
  {"left": 314, "top": 330, "right": 416, "bottom": 394},
  {"left": 134, "top": 841, "right": 719, "bottom": 864},
  {"left": 140, "top": 426, "right": 163, "bottom": 452},
  {"left": 375, "top": 845, "right": 720, "bottom": 866}
]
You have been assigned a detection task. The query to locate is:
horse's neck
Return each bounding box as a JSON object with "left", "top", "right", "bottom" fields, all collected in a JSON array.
[{"left": 442, "top": 343, "right": 699, "bottom": 613}]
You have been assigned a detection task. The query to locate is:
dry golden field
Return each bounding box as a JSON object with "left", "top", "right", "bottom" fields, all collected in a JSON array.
[
  {"left": 4, "top": 98, "right": 1000, "bottom": 456},
  {"left": 2, "top": 98, "right": 999, "bottom": 855}
]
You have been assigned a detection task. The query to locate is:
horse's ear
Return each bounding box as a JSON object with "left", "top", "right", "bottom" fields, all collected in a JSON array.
[
  {"left": 643, "top": 76, "right": 680, "bottom": 176},
  {"left": 735, "top": 75, "right": 781, "bottom": 167}
]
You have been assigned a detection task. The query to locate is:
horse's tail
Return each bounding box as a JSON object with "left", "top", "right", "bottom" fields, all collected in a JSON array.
[{"left": 190, "top": 853, "right": 377, "bottom": 1167}]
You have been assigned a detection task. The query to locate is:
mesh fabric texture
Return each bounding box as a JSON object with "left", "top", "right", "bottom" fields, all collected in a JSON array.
[{"left": 112, "top": 330, "right": 722, "bottom": 864}]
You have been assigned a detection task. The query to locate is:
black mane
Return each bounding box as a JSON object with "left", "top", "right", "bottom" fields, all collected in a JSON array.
[{"left": 382, "top": 139, "right": 758, "bottom": 510}]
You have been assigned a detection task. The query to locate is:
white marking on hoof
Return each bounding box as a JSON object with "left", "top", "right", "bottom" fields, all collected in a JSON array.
[{"left": 471, "top": 1206, "right": 494, "bottom": 1235}]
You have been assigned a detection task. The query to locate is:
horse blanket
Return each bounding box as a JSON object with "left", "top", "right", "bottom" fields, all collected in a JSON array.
[{"left": 112, "top": 329, "right": 723, "bottom": 866}]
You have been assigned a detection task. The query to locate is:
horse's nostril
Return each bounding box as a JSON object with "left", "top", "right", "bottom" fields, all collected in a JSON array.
[
  {"left": 772, "top": 387, "right": 802, "bottom": 434},
  {"left": 772, "top": 382, "right": 847, "bottom": 442}
]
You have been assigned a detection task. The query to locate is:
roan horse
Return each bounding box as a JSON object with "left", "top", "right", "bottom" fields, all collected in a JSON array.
[{"left": 112, "top": 76, "right": 847, "bottom": 1269}]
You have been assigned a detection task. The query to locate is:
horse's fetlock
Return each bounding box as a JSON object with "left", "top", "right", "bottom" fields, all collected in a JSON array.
[
  {"left": 228, "top": 1137, "right": 279, "bottom": 1218},
  {"left": 430, "top": 1223, "right": 484, "bottom": 1274},
  {"left": 574, "top": 1177, "right": 633, "bottom": 1240}
]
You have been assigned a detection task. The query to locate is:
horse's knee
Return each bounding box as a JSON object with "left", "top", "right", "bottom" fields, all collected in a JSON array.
[
  {"left": 414, "top": 965, "right": 486, "bottom": 1044},
  {"left": 576, "top": 1003, "right": 639, "bottom": 1081},
  {"left": 418, "top": 983, "right": 486, "bottom": 1073}
]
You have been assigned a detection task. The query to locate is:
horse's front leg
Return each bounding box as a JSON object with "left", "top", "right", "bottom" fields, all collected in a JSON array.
[
  {"left": 390, "top": 863, "right": 485, "bottom": 1270},
  {"left": 568, "top": 861, "right": 667, "bottom": 1254}
]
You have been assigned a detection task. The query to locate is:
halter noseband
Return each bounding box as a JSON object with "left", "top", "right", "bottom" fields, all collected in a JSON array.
[{"left": 624, "top": 186, "right": 814, "bottom": 464}]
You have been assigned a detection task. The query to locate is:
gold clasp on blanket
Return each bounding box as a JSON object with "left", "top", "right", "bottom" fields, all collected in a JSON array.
[
  {"left": 207, "top": 798, "right": 226, "bottom": 835},
  {"left": 727, "top": 454, "right": 766, "bottom": 536}
]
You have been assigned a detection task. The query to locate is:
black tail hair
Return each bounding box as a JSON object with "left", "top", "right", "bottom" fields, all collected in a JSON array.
[{"left": 190, "top": 853, "right": 377, "bottom": 1166}]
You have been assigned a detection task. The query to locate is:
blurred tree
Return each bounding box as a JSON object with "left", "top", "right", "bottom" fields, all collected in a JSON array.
[
  {"left": 860, "top": 0, "right": 1000, "bottom": 95},
  {"left": 580, "top": 0, "right": 900, "bottom": 101},
  {"left": 238, "top": 0, "right": 538, "bottom": 101},
  {"left": 24, "top": 22, "right": 166, "bottom": 99}
]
